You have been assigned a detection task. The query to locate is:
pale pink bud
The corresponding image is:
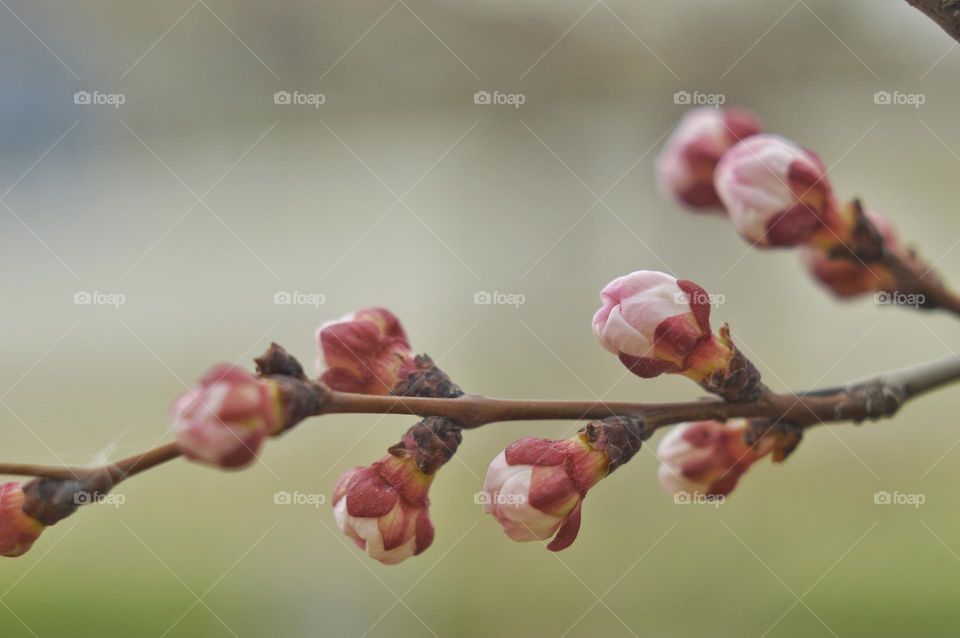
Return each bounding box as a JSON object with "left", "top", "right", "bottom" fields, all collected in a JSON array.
[
  {"left": 715, "top": 134, "right": 846, "bottom": 247},
  {"left": 656, "top": 419, "right": 772, "bottom": 496},
  {"left": 481, "top": 436, "right": 609, "bottom": 552},
  {"left": 592, "top": 270, "right": 731, "bottom": 381},
  {"left": 332, "top": 456, "right": 434, "bottom": 565},
  {"left": 316, "top": 308, "right": 415, "bottom": 395},
  {"left": 656, "top": 107, "right": 762, "bottom": 210},
  {"left": 0, "top": 483, "right": 45, "bottom": 558},
  {"left": 172, "top": 365, "right": 282, "bottom": 469},
  {"left": 798, "top": 209, "right": 899, "bottom": 298}
]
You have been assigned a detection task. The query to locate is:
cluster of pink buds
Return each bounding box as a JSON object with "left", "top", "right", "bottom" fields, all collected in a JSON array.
[
  {"left": 656, "top": 107, "right": 762, "bottom": 210},
  {"left": 323, "top": 308, "right": 465, "bottom": 564},
  {"left": 593, "top": 270, "right": 763, "bottom": 402},
  {"left": 658, "top": 107, "right": 925, "bottom": 303},
  {"left": 481, "top": 416, "right": 644, "bottom": 551}
]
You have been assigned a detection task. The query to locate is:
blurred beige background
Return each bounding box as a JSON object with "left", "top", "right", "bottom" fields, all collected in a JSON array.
[{"left": 2, "top": 0, "right": 960, "bottom": 636}]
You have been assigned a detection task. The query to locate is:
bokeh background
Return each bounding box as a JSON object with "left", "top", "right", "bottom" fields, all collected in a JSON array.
[{"left": 2, "top": 1, "right": 960, "bottom": 636}]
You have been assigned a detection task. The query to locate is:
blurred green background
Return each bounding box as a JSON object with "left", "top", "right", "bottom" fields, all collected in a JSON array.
[{"left": 2, "top": 1, "right": 960, "bottom": 636}]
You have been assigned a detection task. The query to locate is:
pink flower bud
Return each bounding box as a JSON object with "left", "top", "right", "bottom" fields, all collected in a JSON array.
[
  {"left": 332, "top": 456, "right": 434, "bottom": 565},
  {"left": 798, "top": 209, "right": 899, "bottom": 298},
  {"left": 714, "top": 134, "right": 847, "bottom": 247},
  {"left": 172, "top": 365, "right": 282, "bottom": 469},
  {"left": 656, "top": 107, "right": 762, "bottom": 210},
  {"left": 656, "top": 419, "right": 772, "bottom": 496},
  {"left": 481, "top": 435, "right": 609, "bottom": 552},
  {"left": 316, "top": 308, "right": 416, "bottom": 395},
  {"left": 0, "top": 483, "right": 45, "bottom": 557},
  {"left": 592, "top": 270, "right": 732, "bottom": 382}
]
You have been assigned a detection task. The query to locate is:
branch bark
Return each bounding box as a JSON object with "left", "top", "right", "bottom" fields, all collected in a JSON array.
[
  {"left": 3, "top": 354, "right": 959, "bottom": 485},
  {"left": 907, "top": 0, "right": 960, "bottom": 42}
]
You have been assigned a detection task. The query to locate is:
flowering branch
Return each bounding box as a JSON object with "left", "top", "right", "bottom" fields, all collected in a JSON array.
[
  {"left": 2, "top": 351, "right": 958, "bottom": 483},
  {"left": 658, "top": 109, "right": 960, "bottom": 316},
  {"left": 5, "top": 104, "right": 960, "bottom": 563}
]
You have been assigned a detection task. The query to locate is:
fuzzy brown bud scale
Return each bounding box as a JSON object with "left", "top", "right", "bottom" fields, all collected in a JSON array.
[
  {"left": 579, "top": 416, "right": 647, "bottom": 474},
  {"left": 386, "top": 354, "right": 465, "bottom": 474},
  {"left": 388, "top": 417, "right": 463, "bottom": 474},
  {"left": 699, "top": 324, "right": 765, "bottom": 403},
  {"left": 271, "top": 377, "right": 331, "bottom": 434},
  {"left": 391, "top": 355, "right": 464, "bottom": 399},
  {"left": 253, "top": 344, "right": 330, "bottom": 434},
  {"left": 745, "top": 418, "right": 803, "bottom": 463},
  {"left": 255, "top": 343, "right": 307, "bottom": 379},
  {"left": 20, "top": 470, "right": 117, "bottom": 526}
]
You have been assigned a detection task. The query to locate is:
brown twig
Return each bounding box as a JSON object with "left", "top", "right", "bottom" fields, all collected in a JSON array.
[
  {"left": 906, "top": 0, "right": 960, "bottom": 42},
  {"left": 3, "top": 354, "right": 959, "bottom": 485}
]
